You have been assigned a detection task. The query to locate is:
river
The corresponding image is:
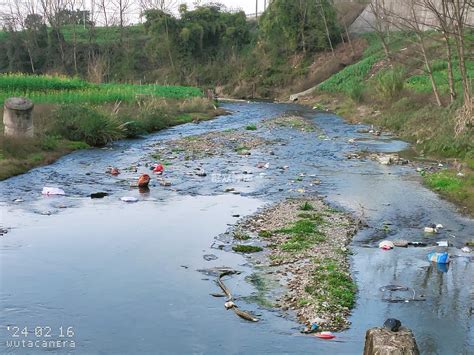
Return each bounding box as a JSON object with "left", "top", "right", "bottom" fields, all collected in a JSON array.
[{"left": 1, "top": 102, "right": 473, "bottom": 354}]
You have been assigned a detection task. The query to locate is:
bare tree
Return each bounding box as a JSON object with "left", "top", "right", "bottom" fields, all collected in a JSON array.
[
  {"left": 334, "top": 1, "right": 356, "bottom": 56},
  {"left": 64, "top": 0, "right": 82, "bottom": 73},
  {"left": 39, "top": 0, "right": 68, "bottom": 68},
  {"left": 422, "top": 0, "right": 457, "bottom": 103},
  {"left": 367, "top": 0, "right": 391, "bottom": 60},
  {"left": 97, "top": 0, "right": 109, "bottom": 26},
  {"left": 2, "top": 0, "right": 43, "bottom": 72},
  {"left": 298, "top": 0, "right": 308, "bottom": 53},
  {"left": 384, "top": 0, "right": 443, "bottom": 106},
  {"left": 139, "top": 0, "right": 177, "bottom": 12},
  {"left": 318, "top": 0, "right": 335, "bottom": 56},
  {"left": 449, "top": 0, "right": 472, "bottom": 104},
  {"left": 110, "top": 0, "right": 131, "bottom": 41}
]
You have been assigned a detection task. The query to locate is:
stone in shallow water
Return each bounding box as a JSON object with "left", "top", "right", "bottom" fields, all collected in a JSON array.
[
  {"left": 393, "top": 240, "right": 409, "bottom": 248},
  {"left": 203, "top": 254, "right": 218, "bottom": 261},
  {"left": 364, "top": 326, "right": 419, "bottom": 355},
  {"left": 383, "top": 318, "right": 402, "bottom": 332}
]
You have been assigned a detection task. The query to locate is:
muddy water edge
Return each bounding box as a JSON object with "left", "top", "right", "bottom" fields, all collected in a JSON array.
[{"left": 0, "top": 101, "right": 473, "bottom": 354}]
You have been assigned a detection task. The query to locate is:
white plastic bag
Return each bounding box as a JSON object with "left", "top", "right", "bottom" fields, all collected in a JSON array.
[{"left": 42, "top": 187, "right": 66, "bottom": 195}]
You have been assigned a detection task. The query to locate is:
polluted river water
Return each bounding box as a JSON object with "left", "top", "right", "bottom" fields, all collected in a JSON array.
[{"left": 0, "top": 102, "right": 473, "bottom": 354}]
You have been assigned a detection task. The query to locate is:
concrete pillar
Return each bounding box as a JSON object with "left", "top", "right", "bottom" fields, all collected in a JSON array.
[
  {"left": 364, "top": 327, "right": 420, "bottom": 355},
  {"left": 3, "top": 97, "right": 34, "bottom": 137}
]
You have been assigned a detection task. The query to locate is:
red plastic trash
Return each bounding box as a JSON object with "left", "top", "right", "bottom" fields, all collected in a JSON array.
[
  {"left": 153, "top": 164, "right": 164, "bottom": 173},
  {"left": 315, "top": 332, "right": 336, "bottom": 340}
]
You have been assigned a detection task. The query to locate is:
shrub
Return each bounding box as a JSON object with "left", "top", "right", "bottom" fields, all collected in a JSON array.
[
  {"left": 40, "top": 135, "right": 60, "bottom": 151},
  {"left": 52, "top": 104, "right": 124, "bottom": 146},
  {"left": 178, "top": 97, "right": 213, "bottom": 113},
  {"left": 375, "top": 67, "right": 405, "bottom": 100},
  {"left": 349, "top": 84, "right": 364, "bottom": 102},
  {"left": 119, "top": 119, "right": 146, "bottom": 138}
]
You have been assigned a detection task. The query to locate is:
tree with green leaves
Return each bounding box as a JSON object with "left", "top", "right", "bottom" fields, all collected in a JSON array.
[{"left": 260, "top": 0, "right": 340, "bottom": 56}]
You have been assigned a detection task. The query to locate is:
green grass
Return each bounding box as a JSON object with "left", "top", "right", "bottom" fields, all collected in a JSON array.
[
  {"left": 424, "top": 169, "right": 474, "bottom": 214},
  {"left": 61, "top": 24, "right": 147, "bottom": 44},
  {"left": 406, "top": 59, "right": 474, "bottom": 95},
  {"left": 297, "top": 212, "right": 325, "bottom": 224},
  {"left": 245, "top": 124, "right": 257, "bottom": 130},
  {"left": 0, "top": 25, "right": 147, "bottom": 46},
  {"left": 276, "top": 219, "right": 326, "bottom": 252},
  {"left": 305, "top": 258, "right": 356, "bottom": 309},
  {"left": 232, "top": 245, "right": 263, "bottom": 253},
  {"left": 425, "top": 170, "right": 464, "bottom": 192},
  {"left": 318, "top": 31, "right": 473, "bottom": 98},
  {"left": 318, "top": 53, "right": 382, "bottom": 94},
  {"left": 299, "top": 201, "right": 314, "bottom": 211},
  {"left": 258, "top": 230, "right": 272, "bottom": 238},
  {"left": 0, "top": 74, "right": 202, "bottom": 105},
  {"left": 234, "top": 231, "right": 251, "bottom": 240}
]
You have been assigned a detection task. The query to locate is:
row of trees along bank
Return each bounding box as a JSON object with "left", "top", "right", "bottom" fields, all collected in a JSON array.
[{"left": 0, "top": 0, "right": 341, "bottom": 88}]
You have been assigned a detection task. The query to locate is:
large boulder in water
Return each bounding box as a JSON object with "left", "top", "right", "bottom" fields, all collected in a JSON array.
[{"left": 363, "top": 327, "right": 420, "bottom": 355}]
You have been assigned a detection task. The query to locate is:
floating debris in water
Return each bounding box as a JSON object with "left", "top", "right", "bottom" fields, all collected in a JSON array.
[
  {"left": 91, "top": 192, "right": 109, "bottom": 199},
  {"left": 120, "top": 196, "right": 138, "bottom": 203},
  {"left": 203, "top": 254, "right": 218, "bottom": 261},
  {"left": 42, "top": 187, "right": 65, "bottom": 196}
]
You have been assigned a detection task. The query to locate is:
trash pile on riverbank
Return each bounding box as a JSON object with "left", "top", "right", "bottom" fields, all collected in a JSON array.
[
  {"left": 262, "top": 115, "right": 316, "bottom": 132},
  {"left": 159, "top": 129, "right": 269, "bottom": 160},
  {"left": 234, "top": 198, "right": 358, "bottom": 331}
]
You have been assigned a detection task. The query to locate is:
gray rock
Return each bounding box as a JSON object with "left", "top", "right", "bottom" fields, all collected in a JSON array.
[{"left": 383, "top": 318, "right": 402, "bottom": 332}]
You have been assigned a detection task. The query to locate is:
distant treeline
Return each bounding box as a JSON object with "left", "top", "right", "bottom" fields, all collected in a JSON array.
[{"left": 0, "top": 1, "right": 341, "bottom": 93}]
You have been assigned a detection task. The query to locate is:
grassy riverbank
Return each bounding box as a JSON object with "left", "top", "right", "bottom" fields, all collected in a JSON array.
[
  {"left": 0, "top": 74, "right": 221, "bottom": 180},
  {"left": 298, "top": 32, "right": 474, "bottom": 214}
]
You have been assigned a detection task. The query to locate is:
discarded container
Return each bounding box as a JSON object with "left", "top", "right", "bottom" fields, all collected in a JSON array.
[
  {"left": 427, "top": 251, "right": 449, "bottom": 264},
  {"left": 379, "top": 240, "right": 394, "bottom": 250},
  {"left": 302, "top": 323, "right": 319, "bottom": 334},
  {"left": 106, "top": 167, "right": 120, "bottom": 175},
  {"left": 120, "top": 196, "right": 138, "bottom": 203},
  {"left": 436, "top": 241, "right": 448, "bottom": 247},
  {"left": 224, "top": 301, "right": 235, "bottom": 309},
  {"left": 153, "top": 164, "right": 164, "bottom": 174},
  {"left": 138, "top": 174, "right": 150, "bottom": 188},
  {"left": 42, "top": 187, "right": 65, "bottom": 196},
  {"left": 424, "top": 223, "right": 443, "bottom": 234},
  {"left": 91, "top": 192, "right": 108, "bottom": 199},
  {"left": 408, "top": 241, "right": 427, "bottom": 247},
  {"left": 315, "top": 331, "right": 335, "bottom": 340}
]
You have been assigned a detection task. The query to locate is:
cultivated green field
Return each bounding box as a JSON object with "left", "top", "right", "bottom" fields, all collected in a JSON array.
[{"left": 0, "top": 74, "right": 202, "bottom": 105}]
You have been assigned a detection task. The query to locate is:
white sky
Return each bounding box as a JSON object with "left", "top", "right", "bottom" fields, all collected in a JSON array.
[
  {"left": 0, "top": 0, "right": 269, "bottom": 28},
  {"left": 185, "top": 0, "right": 266, "bottom": 14}
]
